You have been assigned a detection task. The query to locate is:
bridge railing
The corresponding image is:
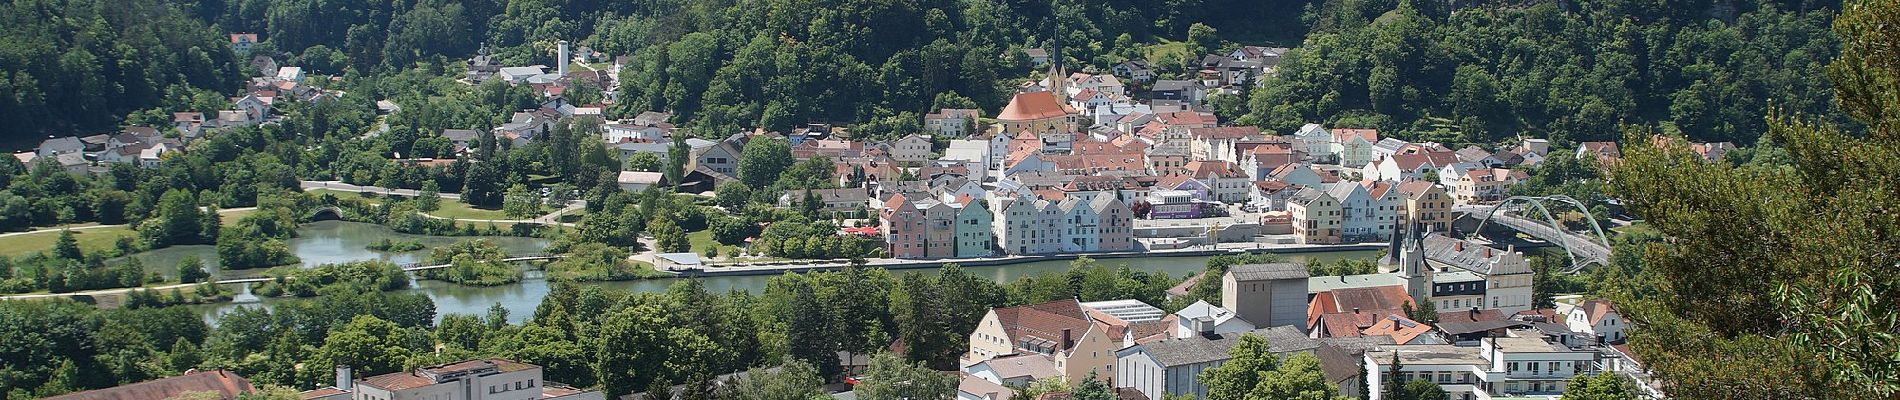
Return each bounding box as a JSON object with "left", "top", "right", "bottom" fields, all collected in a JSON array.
[{"left": 1473, "top": 196, "right": 1613, "bottom": 273}]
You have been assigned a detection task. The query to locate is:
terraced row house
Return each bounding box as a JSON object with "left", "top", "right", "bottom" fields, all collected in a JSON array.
[
  {"left": 983, "top": 192, "right": 1135, "bottom": 256},
  {"left": 880, "top": 194, "right": 996, "bottom": 259}
]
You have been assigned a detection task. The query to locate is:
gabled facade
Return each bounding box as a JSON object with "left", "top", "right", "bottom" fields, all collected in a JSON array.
[
  {"left": 1288, "top": 188, "right": 1342, "bottom": 244},
  {"left": 1327, "top": 182, "right": 1393, "bottom": 243},
  {"left": 1295, "top": 124, "right": 1335, "bottom": 162},
  {"left": 963, "top": 300, "right": 1118, "bottom": 386},
  {"left": 1563, "top": 300, "right": 1626, "bottom": 343},
  {"left": 1090, "top": 194, "right": 1135, "bottom": 252},
  {"left": 890, "top": 134, "right": 935, "bottom": 164},
  {"left": 1331, "top": 129, "right": 1379, "bottom": 168},
  {"left": 953, "top": 201, "right": 995, "bottom": 258},
  {"left": 1393, "top": 181, "right": 1452, "bottom": 233},
  {"left": 880, "top": 194, "right": 929, "bottom": 259}
]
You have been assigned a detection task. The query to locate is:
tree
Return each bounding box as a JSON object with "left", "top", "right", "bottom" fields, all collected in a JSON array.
[
  {"left": 1399, "top": 380, "right": 1448, "bottom": 400},
  {"left": 314, "top": 315, "right": 420, "bottom": 378},
  {"left": 1561, "top": 373, "right": 1638, "bottom": 400},
  {"left": 416, "top": 180, "right": 441, "bottom": 212},
  {"left": 664, "top": 136, "right": 689, "bottom": 190},
  {"left": 177, "top": 256, "right": 210, "bottom": 284},
  {"left": 785, "top": 283, "right": 841, "bottom": 380},
  {"left": 1187, "top": 23, "right": 1220, "bottom": 58},
  {"left": 593, "top": 303, "right": 673, "bottom": 398},
  {"left": 1598, "top": 1, "right": 1900, "bottom": 397},
  {"left": 1201, "top": 334, "right": 1278, "bottom": 400},
  {"left": 650, "top": 218, "right": 689, "bottom": 253},
  {"left": 168, "top": 337, "right": 203, "bottom": 372},
  {"left": 714, "top": 181, "right": 752, "bottom": 210},
  {"left": 737, "top": 138, "right": 793, "bottom": 188},
  {"left": 856, "top": 353, "right": 954, "bottom": 400},
  {"left": 52, "top": 230, "right": 81, "bottom": 260},
  {"left": 502, "top": 184, "right": 540, "bottom": 219},
  {"left": 1255, "top": 353, "right": 1350, "bottom": 400},
  {"left": 626, "top": 152, "right": 662, "bottom": 172},
  {"left": 711, "top": 360, "right": 826, "bottom": 400},
  {"left": 1071, "top": 372, "right": 1115, "bottom": 400},
  {"left": 143, "top": 189, "right": 205, "bottom": 247}
]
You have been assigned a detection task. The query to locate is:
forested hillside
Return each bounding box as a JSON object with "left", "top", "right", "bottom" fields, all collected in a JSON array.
[
  {"left": 1247, "top": 0, "right": 1843, "bottom": 146},
  {"left": 0, "top": 0, "right": 1848, "bottom": 149},
  {"left": 0, "top": 0, "right": 244, "bottom": 143}
]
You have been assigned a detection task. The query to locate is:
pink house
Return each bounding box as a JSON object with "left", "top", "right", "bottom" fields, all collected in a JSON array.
[{"left": 880, "top": 194, "right": 928, "bottom": 258}]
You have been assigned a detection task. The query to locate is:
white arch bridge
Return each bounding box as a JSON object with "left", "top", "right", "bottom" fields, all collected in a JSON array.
[{"left": 1465, "top": 195, "right": 1612, "bottom": 273}]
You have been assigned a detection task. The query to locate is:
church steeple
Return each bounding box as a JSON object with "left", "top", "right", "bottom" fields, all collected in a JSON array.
[
  {"left": 1379, "top": 221, "right": 1404, "bottom": 267},
  {"left": 1400, "top": 221, "right": 1433, "bottom": 308},
  {"left": 1047, "top": 27, "right": 1066, "bottom": 95}
]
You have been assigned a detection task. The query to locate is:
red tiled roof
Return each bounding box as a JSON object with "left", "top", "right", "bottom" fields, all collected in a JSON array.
[
  {"left": 1307, "top": 285, "right": 1415, "bottom": 329},
  {"left": 1393, "top": 181, "right": 1439, "bottom": 200},
  {"left": 1362, "top": 314, "right": 1433, "bottom": 344},
  {"left": 1579, "top": 299, "right": 1617, "bottom": 325},
  {"left": 994, "top": 299, "right": 1093, "bottom": 348},
  {"left": 299, "top": 387, "right": 346, "bottom": 400},
  {"left": 48, "top": 370, "right": 255, "bottom": 400},
  {"left": 1182, "top": 160, "right": 1246, "bottom": 179},
  {"left": 1186, "top": 126, "right": 1261, "bottom": 140},
  {"left": 1332, "top": 128, "right": 1377, "bottom": 144},
  {"left": 999, "top": 91, "right": 1070, "bottom": 121}
]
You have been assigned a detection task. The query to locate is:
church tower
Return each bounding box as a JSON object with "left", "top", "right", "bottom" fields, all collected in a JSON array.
[
  {"left": 1399, "top": 221, "right": 1433, "bottom": 308},
  {"left": 1048, "top": 28, "right": 1066, "bottom": 96}
]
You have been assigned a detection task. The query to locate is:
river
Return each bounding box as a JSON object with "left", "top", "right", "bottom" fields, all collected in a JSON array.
[{"left": 169, "top": 221, "right": 1379, "bottom": 324}]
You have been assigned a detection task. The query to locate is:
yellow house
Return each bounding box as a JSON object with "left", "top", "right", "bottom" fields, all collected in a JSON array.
[
  {"left": 1394, "top": 181, "right": 1452, "bottom": 233},
  {"left": 963, "top": 299, "right": 1120, "bottom": 386}
]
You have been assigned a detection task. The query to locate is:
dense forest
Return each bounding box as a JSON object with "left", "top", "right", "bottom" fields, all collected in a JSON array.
[
  {"left": 0, "top": 0, "right": 1849, "bottom": 149},
  {"left": 1246, "top": 0, "right": 1843, "bottom": 146}
]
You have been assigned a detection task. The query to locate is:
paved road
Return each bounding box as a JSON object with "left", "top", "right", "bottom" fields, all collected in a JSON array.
[
  {"left": 0, "top": 207, "right": 258, "bottom": 239},
  {"left": 300, "top": 180, "right": 461, "bottom": 199}
]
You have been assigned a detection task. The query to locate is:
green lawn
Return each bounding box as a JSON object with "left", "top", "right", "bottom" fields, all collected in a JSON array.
[
  {"left": 0, "top": 226, "right": 137, "bottom": 258},
  {"left": 219, "top": 207, "right": 257, "bottom": 224},
  {"left": 430, "top": 201, "right": 541, "bottom": 220},
  {"left": 687, "top": 230, "right": 719, "bottom": 255},
  {"left": 1145, "top": 40, "right": 1192, "bottom": 63}
]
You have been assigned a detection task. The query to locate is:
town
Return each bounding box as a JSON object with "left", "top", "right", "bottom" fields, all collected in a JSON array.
[{"left": 1, "top": 1, "right": 1892, "bottom": 400}]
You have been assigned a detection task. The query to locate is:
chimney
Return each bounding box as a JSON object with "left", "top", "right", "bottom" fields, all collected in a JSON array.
[
  {"left": 1470, "top": 307, "right": 1479, "bottom": 320},
  {"left": 1061, "top": 328, "right": 1074, "bottom": 350},
  {"left": 557, "top": 40, "right": 570, "bottom": 77},
  {"left": 335, "top": 365, "right": 353, "bottom": 390},
  {"left": 1352, "top": 307, "right": 1361, "bottom": 315},
  {"left": 1455, "top": 241, "right": 1464, "bottom": 251}
]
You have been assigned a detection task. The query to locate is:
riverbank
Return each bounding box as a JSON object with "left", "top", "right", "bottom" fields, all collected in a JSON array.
[{"left": 189, "top": 248, "right": 1384, "bottom": 324}]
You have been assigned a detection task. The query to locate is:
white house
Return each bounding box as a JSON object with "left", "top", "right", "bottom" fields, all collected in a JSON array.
[
  {"left": 1171, "top": 300, "right": 1256, "bottom": 339},
  {"left": 1327, "top": 182, "right": 1393, "bottom": 243},
  {"left": 1295, "top": 124, "right": 1335, "bottom": 162},
  {"left": 351, "top": 359, "right": 546, "bottom": 400},
  {"left": 1364, "top": 330, "right": 1600, "bottom": 400},
  {"left": 1562, "top": 300, "right": 1626, "bottom": 344},
  {"left": 275, "top": 66, "right": 305, "bottom": 83},
  {"left": 616, "top": 171, "right": 663, "bottom": 192}
]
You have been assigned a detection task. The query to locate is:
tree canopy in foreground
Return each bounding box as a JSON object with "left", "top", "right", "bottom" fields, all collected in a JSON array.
[{"left": 1606, "top": 0, "right": 1900, "bottom": 397}]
